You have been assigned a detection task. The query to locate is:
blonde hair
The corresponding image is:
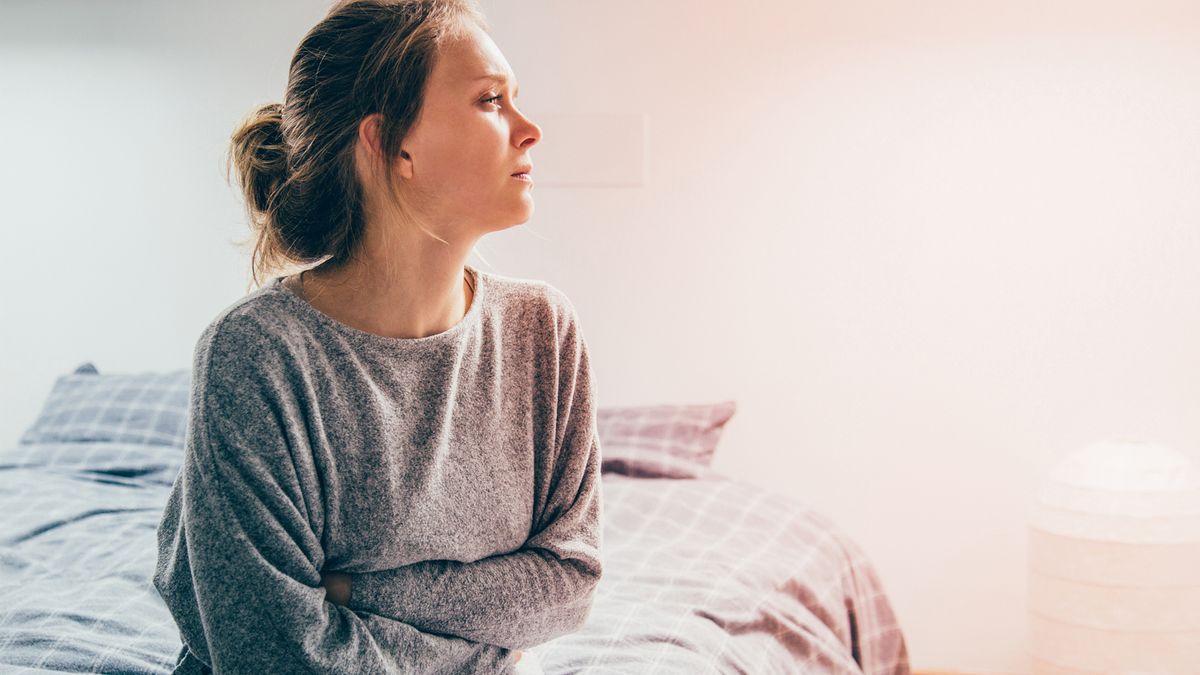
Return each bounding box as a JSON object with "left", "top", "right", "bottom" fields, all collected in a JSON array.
[{"left": 225, "top": 0, "right": 489, "bottom": 292}]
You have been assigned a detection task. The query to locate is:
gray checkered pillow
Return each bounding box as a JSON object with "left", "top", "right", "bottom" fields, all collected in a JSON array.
[
  {"left": 596, "top": 400, "right": 737, "bottom": 479},
  {"left": 19, "top": 362, "right": 192, "bottom": 448}
]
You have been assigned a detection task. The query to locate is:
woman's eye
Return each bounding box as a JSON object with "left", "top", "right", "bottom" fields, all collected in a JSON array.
[{"left": 482, "top": 94, "right": 502, "bottom": 106}]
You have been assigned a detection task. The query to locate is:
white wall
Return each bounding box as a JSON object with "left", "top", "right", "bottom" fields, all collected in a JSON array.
[{"left": 3, "top": 1, "right": 1198, "bottom": 672}]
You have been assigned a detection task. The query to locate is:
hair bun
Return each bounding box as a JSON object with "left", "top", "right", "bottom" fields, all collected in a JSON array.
[{"left": 228, "top": 102, "right": 289, "bottom": 214}]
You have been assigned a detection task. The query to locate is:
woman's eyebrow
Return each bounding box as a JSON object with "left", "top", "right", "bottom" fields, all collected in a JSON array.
[{"left": 473, "top": 73, "right": 519, "bottom": 98}]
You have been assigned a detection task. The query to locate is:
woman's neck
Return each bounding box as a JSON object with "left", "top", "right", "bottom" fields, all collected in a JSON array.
[{"left": 288, "top": 261, "right": 474, "bottom": 340}]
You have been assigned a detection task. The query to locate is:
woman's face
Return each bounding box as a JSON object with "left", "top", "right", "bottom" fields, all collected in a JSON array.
[{"left": 383, "top": 22, "right": 541, "bottom": 238}]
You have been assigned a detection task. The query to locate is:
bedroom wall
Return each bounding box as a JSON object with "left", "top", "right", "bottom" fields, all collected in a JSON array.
[{"left": 3, "top": 1, "right": 1198, "bottom": 672}]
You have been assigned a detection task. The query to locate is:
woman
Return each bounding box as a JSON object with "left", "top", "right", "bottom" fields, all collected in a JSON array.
[{"left": 152, "top": 1, "right": 604, "bottom": 673}]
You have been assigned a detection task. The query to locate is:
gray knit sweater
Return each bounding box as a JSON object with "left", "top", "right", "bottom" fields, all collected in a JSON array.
[{"left": 152, "top": 264, "right": 604, "bottom": 674}]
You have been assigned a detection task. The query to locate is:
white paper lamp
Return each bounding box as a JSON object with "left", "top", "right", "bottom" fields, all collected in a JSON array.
[{"left": 1028, "top": 439, "right": 1200, "bottom": 674}]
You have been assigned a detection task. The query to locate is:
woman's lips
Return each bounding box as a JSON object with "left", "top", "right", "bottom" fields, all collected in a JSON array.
[{"left": 511, "top": 173, "right": 532, "bottom": 182}]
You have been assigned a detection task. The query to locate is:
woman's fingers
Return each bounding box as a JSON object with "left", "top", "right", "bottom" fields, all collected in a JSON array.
[{"left": 319, "top": 571, "right": 351, "bottom": 605}]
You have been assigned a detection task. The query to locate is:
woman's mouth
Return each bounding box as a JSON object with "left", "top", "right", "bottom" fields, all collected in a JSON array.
[{"left": 511, "top": 173, "right": 532, "bottom": 182}]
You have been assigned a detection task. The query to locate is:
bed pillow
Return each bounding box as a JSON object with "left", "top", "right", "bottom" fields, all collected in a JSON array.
[
  {"left": 596, "top": 400, "right": 737, "bottom": 479},
  {"left": 17, "top": 364, "right": 736, "bottom": 481},
  {"left": 18, "top": 362, "right": 191, "bottom": 448}
]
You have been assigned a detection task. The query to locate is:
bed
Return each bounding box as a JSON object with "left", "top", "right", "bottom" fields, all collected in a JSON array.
[{"left": 0, "top": 363, "right": 912, "bottom": 674}]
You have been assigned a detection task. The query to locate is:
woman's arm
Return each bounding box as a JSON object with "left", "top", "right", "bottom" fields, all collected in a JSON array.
[{"left": 322, "top": 571, "right": 525, "bottom": 665}]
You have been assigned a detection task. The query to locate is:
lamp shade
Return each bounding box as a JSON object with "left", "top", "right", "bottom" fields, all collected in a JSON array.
[{"left": 1028, "top": 439, "right": 1200, "bottom": 673}]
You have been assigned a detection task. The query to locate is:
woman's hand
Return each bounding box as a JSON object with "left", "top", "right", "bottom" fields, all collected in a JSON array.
[{"left": 320, "top": 571, "right": 352, "bottom": 606}]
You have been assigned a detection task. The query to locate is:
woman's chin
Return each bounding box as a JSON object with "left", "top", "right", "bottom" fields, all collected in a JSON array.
[{"left": 512, "top": 201, "right": 534, "bottom": 220}]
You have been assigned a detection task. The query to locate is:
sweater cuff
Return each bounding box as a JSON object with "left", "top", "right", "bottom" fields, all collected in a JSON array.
[
  {"left": 347, "top": 571, "right": 369, "bottom": 612},
  {"left": 346, "top": 569, "right": 390, "bottom": 615}
]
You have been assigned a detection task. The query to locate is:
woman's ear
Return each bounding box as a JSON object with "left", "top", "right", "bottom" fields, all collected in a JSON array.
[
  {"left": 355, "top": 114, "right": 410, "bottom": 182},
  {"left": 357, "top": 113, "right": 383, "bottom": 159},
  {"left": 353, "top": 115, "right": 382, "bottom": 183}
]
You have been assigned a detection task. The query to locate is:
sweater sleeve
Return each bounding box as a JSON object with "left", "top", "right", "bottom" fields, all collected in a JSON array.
[
  {"left": 152, "top": 321, "right": 516, "bottom": 674},
  {"left": 346, "top": 299, "right": 605, "bottom": 651}
]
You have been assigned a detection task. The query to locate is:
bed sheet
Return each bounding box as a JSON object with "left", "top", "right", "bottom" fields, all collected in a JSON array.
[{"left": 0, "top": 442, "right": 909, "bottom": 674}]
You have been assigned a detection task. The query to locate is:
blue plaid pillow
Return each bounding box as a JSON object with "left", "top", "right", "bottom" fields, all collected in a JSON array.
[{"left": 19, "top": 362, "right": 192, "bottom": 448}]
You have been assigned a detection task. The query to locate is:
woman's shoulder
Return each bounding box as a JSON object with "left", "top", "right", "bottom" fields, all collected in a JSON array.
[
  {"left": 192, "top": 282, "right": 307, "bottom": 375},
  {"left": 478, "top": 268, "right": 580, "bottom": 327}
]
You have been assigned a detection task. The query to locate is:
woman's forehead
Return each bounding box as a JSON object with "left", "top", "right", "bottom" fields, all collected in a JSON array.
[{"left": 434, "top": 27, "right": 514, "bottom": 91}]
